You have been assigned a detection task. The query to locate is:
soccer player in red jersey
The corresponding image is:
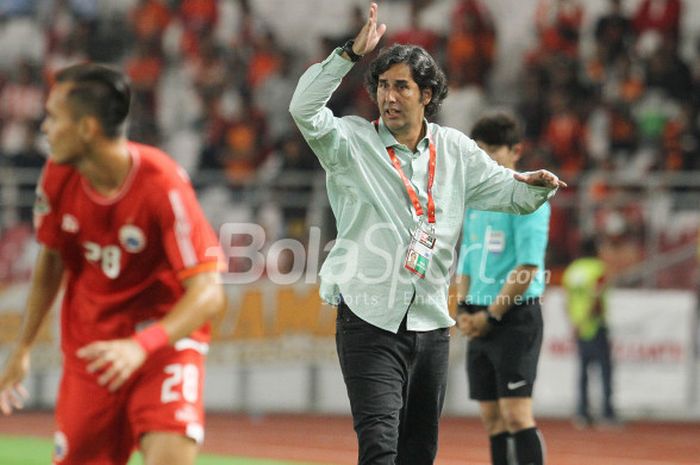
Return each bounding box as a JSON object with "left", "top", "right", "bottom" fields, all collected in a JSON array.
[{"left": 0, "top": 63, "right": 226, "bottom": 465}]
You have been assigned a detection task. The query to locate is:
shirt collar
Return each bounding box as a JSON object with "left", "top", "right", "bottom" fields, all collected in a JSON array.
[{"left": 377, "top": 117, "right": 431, "bottom": 153}]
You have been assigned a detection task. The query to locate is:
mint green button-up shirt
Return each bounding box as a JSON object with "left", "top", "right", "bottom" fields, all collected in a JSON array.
[{"left": 289, "top": 49, "right": 556, "bottom": 333}]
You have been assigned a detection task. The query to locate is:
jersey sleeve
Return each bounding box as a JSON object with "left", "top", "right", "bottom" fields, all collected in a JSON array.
[
  {"left": 33, "top": 163, "right": 63, "bottom": 249},
  {"left": 513, "top": 202, "right": 550, "bottom": 267},
  {"left": 157, "top": 177, "right": 222, "bottom": 281}
]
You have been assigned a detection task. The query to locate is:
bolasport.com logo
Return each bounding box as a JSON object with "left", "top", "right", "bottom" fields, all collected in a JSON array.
[{"left": 204, "top": 222, "right": 551, "bottom": 290}]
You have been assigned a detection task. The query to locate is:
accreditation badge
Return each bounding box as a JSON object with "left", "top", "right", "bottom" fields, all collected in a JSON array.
[
  {"left": 486, "top": 228, "right": 505, "bottom": 253},
  {"left": 404, "top": 218, "right": 436, "bottom": 279}
]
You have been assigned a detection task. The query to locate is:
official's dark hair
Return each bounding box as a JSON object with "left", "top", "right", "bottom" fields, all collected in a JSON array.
[
  {"left": 55, "top": 63, "right": 131, "bottom": 138},
  {"left": 365, "top": 44, "right": 448, "bottom": 117},
  {"left": 470, "top": 113, "right": 521, "bottom": 148}
]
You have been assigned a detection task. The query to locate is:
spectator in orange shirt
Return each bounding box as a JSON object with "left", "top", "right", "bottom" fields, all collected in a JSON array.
[
  {"left": 179, "top": 0, "right": 218, "bottom": 58},
  {"left": 448, "top": 0, "right": 496, "bottom": 87},
  {"left": 535, "top": 0, "right": 583, "bottom": 57},
  {"left": 541, "top": 91, "right": 587, "bottom": 176},
  {"left": 130, "top": 0, "right": 172, "bottom": 43}
]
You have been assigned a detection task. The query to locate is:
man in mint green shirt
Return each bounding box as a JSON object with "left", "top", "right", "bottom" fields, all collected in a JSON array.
[
  {"left": 457, "top": 114, "right": 549, "bottom": 465},
  {"left": 289, "top": 3, "right": 565, "bottom": 464}
]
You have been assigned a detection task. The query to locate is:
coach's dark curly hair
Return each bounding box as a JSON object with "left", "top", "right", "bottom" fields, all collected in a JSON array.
[{"left": 365, "top": 44, "right": 448, "bottom": 118}]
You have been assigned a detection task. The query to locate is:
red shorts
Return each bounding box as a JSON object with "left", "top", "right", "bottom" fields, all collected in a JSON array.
[{"left": 53, "top": 345, "right": 206, "bottom": 465}]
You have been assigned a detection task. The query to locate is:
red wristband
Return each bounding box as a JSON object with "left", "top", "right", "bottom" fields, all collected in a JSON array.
[{"left": 133, "top": 324, "right": 169, "bottom": 354}]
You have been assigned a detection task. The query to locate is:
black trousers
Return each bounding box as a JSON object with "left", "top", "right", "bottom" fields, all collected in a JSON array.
[
  {"left": 577, "top": 326, "right": 614, "bottom": 418},
  {"left": 335, "top": 301, "right": 450, "bottom": 465}
]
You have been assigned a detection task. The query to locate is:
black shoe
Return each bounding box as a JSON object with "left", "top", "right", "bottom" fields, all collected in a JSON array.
[
  {"left": 598, "top": 415, "right": 624, "bottom": 430},
  {"left": 572, "top": 413, "right": 594, "bottom": 430}
]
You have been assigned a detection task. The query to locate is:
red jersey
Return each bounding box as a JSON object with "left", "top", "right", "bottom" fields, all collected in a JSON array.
[{"left": 34, "top": 142, "right": 221, "bottom": 364}]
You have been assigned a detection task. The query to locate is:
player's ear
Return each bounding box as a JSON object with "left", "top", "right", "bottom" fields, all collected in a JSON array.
[{"left": 78, "top": 115, "right": 100, "bottom": 142}]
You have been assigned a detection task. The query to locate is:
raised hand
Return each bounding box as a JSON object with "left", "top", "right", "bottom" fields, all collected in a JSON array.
[
  {"left": 514, "top": 170, "right": 568, "bottom": 189},
  {"left": 352, "top": 2, "right": 387, "bottom": 57}
]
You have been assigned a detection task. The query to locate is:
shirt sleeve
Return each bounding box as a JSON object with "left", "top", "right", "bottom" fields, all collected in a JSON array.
[
  {"left": 462, "top": 135, "right": 555, "bottom": 214},
  {"left": 513, "top": 202, "right": 550, "bottom": 267},
  {"left": 33, "top": 164, "right": 63, "bottom": 249},
  {"left": 158, "top": 179, "right": 222, "bottom": 281},
  {"left": 288, "top": 49, "right": 356, "bottom": 171}
]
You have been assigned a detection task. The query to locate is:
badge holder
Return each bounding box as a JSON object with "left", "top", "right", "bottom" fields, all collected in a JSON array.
[{"left": 404, "top": 217, "right": 436, "bottom": 279}]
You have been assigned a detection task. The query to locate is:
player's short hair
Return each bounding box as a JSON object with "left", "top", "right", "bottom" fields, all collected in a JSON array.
[
  {"left": 55, "top": 63, "right": 131, "bottom": 139},
  {"left": 470, "top": 113, "right": 522, "bottom": 148},
  {"left": 365, "top": 44, "right": 448, "bottom": 117}
]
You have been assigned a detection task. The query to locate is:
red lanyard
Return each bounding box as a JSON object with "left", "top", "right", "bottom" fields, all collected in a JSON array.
[{"left": 386, "top": 139, "right": 437, "bottom": 224}]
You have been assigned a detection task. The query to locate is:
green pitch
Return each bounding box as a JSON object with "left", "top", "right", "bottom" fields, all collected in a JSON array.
[{"left": 0, "top": 436, "right": 331, "bottom": 465}]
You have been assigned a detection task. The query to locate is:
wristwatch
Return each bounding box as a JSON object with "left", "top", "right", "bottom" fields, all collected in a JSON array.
[{"left": 341, "top": 40, "right": 362, "bottom": 62}]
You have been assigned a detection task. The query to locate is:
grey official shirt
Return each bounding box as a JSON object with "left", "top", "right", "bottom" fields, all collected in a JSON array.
[{"left": 289, "top": 49, "right": 555, "bottom": 333}]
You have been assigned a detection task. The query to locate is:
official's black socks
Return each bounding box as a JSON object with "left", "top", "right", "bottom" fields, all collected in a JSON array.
[
  {"left": 489, "top": 431, "right": 510, "bottom": 465},
  {"left": 512, "top": 427, "right": 545, "bottom": 465}
]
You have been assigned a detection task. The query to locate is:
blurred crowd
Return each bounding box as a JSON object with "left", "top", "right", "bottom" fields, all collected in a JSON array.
[{"left": 0, "top": 0, "right": 699, "bottom": 285}]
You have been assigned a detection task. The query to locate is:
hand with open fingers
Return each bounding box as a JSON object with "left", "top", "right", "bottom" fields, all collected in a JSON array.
[
  {"left": 76, "top": 339, "right": 147, "bottom": 392},
  {"left": 0, "top": 351, "right": 30, "bottom": 415},
  {"left": 514, "top": 170, "right": 567, "bottom": 189},
  {"left": 352, "top": 2, "right": 387, "bottom": 57}
]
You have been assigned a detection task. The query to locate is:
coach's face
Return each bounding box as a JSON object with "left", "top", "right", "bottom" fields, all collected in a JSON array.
[
  {"left": 377, "top": 63, "right": 432, "bottom": 140},
  {"left": 41, "top": 83, "right": 88, "bottom": 165}
]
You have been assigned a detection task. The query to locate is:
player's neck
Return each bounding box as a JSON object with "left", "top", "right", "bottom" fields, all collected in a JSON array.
[{"left": 77, "top": 139, "right": 132, "bottom": 197}]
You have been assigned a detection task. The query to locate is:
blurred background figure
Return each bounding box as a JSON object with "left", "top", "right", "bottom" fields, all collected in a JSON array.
[{"left": 562, "top": 238, "right": 619, "bottom": 429}]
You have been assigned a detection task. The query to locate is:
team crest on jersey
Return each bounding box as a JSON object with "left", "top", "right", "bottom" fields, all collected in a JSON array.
[
  {"left": 61, "top": 214, "right": 79, "bottom": 233},
  {"left": 54, "top": 431, "right": 69, "bottom": 461},
  {"left": 119, "top": 225, "right": 146, "bottom": 253}
]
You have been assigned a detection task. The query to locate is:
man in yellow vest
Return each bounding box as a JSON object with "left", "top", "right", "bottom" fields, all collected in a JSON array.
[{"left": 562, "top": 239, "right": 619, "bottom": 428}]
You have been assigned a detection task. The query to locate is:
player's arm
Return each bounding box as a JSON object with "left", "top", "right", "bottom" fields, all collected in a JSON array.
[
  {"left": 77, "top": 271, "right": 225, "bottom": 392},
  {"left": 149, "top": 271, "right": 225, "bottom": 346},
  {"left": 0, "top": 246, "right": 64, "bottom": 415}
]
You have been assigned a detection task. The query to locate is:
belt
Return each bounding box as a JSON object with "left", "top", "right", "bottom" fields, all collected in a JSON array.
[{"left": 458, "top": 297, "right": 541, "bottom": 315}]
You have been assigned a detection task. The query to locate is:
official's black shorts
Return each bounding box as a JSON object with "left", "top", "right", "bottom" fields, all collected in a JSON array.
[{"left": 466, "top": 299, "right": 543, "bottom": 401}]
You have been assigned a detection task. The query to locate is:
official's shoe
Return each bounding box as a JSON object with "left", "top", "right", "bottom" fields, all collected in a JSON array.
[{"left": 572, "top": 413, "right": 594, "bottom": 430}]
